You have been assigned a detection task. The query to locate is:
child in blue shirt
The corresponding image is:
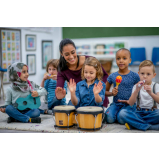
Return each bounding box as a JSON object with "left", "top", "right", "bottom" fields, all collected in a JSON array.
[
  {"left": 40, "top": 59, "right": 67, "bottom": 114},
  {"left": 68, "top": 57, "right": 106, "bottom": 108},
  {"left": 104, "top": 48, "right": 140, "bottom": 124}
]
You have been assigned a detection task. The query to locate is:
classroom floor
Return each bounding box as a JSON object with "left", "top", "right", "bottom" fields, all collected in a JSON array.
[{"left": 0, "top": 85, "right": 159, "bottom": 133}]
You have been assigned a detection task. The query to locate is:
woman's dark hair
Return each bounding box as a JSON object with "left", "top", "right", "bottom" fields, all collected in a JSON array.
[{"left": 58, "top": 38, "right": 79, "bottom": 72}]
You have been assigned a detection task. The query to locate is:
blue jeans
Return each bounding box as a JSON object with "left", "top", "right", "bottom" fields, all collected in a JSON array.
[
  {"left": 5, "top": 105, "right": 40, "bottom": 123},
  {"left": 104, "top": 103, "right": 136, "bottom": 124},
  {"left": 118, "top": 106, "right": 159, "bottom": 131}
]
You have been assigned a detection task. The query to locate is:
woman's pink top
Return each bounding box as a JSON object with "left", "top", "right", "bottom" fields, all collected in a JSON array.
[{"left": 56, "top": 55, "right": 109, "bottom": 107}]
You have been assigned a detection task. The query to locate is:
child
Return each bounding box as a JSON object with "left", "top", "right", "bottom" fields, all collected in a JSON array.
[
  {"left": 0, "top": 62, "right": 47, "bottom": 123},
  {"left": 120, "top": 60, "right": 159, "bottom": 131},
  {"left": 68, "top": 57, "right": 106, "bottom": 108},
  {"left": 104, "top": 48, "right": 140, "bottom": 124},
  {"left": 40, "top": 59, "right": 67, "bottom": 114}
]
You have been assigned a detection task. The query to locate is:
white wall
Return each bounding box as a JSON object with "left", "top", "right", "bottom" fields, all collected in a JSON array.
[
  {"left": 3, "top": 27, "right": 62, "bottom": 91},
  {"left": 2, "top": 33, "right": 159, "bottom": 92},
  {"left": 72, "top": 35, "right": 159, "bottom": 60},
  {"left": 72, "top": 35, "right": 159, "bottom": 82}
]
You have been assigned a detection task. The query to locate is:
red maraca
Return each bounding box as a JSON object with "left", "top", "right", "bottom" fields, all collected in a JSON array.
[{"left": 115, "top": 75, "right": 122, "bottom": 89}]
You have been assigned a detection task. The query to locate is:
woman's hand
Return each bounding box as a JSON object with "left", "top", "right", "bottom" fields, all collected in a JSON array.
[
  {"left": 67, "top": 79, "right": 76, "bottom": 93},
  {"left": 55, "top": 87, "right": 66, "bottom": 100},
  {"left": 93, "top": 81, "right": 103, "bottom": 95},
  {"left": 31, "top": 91, "right": 39, "bottom": 97}
]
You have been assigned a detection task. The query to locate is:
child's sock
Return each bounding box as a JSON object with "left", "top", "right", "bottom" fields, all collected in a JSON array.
[
  {"left": 148, "top": 124, "right": 159, "bottom": 131},
  {"left": 125, "top": 123, "right": 133, "bottom": 130},
  {"left": 29, "top": 117, "right": 41, "bottom": 123}
]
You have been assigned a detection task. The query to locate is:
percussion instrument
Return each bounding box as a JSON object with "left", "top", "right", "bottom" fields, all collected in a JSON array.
[
  {"left": 75, "top": 106, "right": 103, "bottom": 130},
  {"left": 53, "top": 105, "right": 76, "bottom": 128}
]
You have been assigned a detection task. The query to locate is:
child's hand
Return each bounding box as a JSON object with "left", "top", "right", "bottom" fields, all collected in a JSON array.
[
  {"left": 117, "top": 99, "right": 129, "bottom": 104},
  {"left": 67, "top": 79, "right": 76, "bottom": 93},
  {"left": 144, "top": 85, "right": 152, "bottom": 95},
  {"left": 136, "top": 81, "right": 145, "bottom": 91},
  {"left": 55, "top": 87, "right": 66, "bottom": 100},
  {"left": 112, "top": 87, "right": 118, "bottom": 96},
  {"left": 93, "top": 81, "right": 103, "bottom": 95},
  {"left": 0, "top": 108, "right": 5, "bottom": 113},
  {"left": 51, "top": 75, "right": 57, "bottom": 80},
  {"left": 44, "top": 74, "right": 49, "bottom": 80},
  {"left": 31, "top": 91, "right": 39, "bottom": 97}
]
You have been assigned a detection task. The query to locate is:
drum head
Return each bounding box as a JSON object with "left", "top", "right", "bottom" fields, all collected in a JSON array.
[
  {"left": 76, "top": 106, "right": 103, "bottom": 115},
  {"left": 53, "top": 105, "right": 75, "bottom": 113}
]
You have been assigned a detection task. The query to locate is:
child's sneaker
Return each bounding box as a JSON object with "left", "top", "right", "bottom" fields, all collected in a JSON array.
[
  {"left": 29, "top": 117, "right": 41, "bottom": 123},
  {"left": 7, "top": 117, "right": 16, "bottom": 123},
  {"left": 125, "top": 123, "right": 132, "bottom": 130}
]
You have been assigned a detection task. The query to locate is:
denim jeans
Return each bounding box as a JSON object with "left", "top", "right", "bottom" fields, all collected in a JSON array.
[
  {"left": 104, "top": 103, "right": 136, "bottom": 124},
  {"left": 5, "top": 105, "right": 40, "bottom": 123},
  {"left": 118, "top": 106, "right": 159, "bottom": 131}
]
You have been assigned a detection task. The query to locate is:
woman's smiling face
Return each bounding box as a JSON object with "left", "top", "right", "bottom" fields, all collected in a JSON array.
[{"left": 61, "top": 44, "right": 78, "bottom": 65}]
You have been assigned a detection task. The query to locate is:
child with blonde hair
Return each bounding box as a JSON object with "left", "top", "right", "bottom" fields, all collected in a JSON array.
[
  {"left": 119, "top": 60, "right": 159, "bottom": 131},
  {"left": 68, "top": 57, "right": 106, "bottom": 108}
]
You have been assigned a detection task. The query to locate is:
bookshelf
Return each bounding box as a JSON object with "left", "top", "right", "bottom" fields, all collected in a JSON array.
[{"left": 75, "top": 42, "right": 126, "bottom": 74}]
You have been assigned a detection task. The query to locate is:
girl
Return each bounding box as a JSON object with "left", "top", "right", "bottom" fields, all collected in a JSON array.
[
  {"left": 40, "top": 59, "right": 67, "bottom": 114},
  {"left": 68, "top": 57, "right": 106, "bottom": 108},
  {"left": 104, "top": 48, "right": 140, "bottom": 124},
  {"left": 54, "top": 38, "right": 109, "bottom": 107},
  {"left": 0, "top": 62, "right": 47, "bottom": 123}
]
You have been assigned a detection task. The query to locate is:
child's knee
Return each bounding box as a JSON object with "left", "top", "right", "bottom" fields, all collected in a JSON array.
[
  {"left": 105, "top": 111, "right": 116, "bottom": 124},
  {"left": 117, "top": 109, "right": 127, "bottom": 124},
  {"left": 31, "top": 109, "right": 40, "bottom": 117},
  {"left": 5, "top": 105, "right": 14, "bottom": 114}
]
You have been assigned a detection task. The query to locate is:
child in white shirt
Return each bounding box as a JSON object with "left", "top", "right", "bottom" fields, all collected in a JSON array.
[{"left": 119, "top": 60, "right": 159, "bottom": 131}]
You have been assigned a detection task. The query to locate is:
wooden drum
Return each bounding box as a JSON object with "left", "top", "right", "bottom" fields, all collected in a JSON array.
[
  {"left": 53, "top": 105, "right": 76, "bottom": 128},
  {"left": 76, "top": 106, "right": 103, "bottom": 130}
]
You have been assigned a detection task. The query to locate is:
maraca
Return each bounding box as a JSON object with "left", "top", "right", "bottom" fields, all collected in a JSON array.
[{"left": 115, "top": 75, "right": 122, "bottom": 89}]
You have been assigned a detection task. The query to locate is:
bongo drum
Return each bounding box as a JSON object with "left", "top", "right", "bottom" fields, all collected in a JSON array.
[
  {"left": 53, "top": 105, "right": 76, "bottom": 128},
  {"left": 76, "top": 106, "right": 103, "bottom": 130}
]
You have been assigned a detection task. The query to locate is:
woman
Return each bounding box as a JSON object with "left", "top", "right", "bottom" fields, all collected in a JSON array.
[{"left": 55, "top": 38, "right": 109, "bottom": 107}]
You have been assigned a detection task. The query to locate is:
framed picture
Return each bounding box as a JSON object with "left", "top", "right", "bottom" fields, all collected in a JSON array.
[
  {"left": 25, "top": 34, "right": 36, "bottom": 51},
  {"left": 42, "top": 40, "right": 53, "bottom": 69},
  {"left": 0, "top": 28, "right": 21, "bottom": 83},
  {"left": 27, "top": 54, "right": 36, "bottom": 75}
]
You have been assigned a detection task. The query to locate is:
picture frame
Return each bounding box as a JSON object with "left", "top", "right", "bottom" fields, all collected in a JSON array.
[
  {"left": 0, "top": 28, "right": 21, "bottom": 84},
  {"left": 42, "top": 40, "right": 53, "bottom": 69},
  {"left": 27, "top": 54, "right": 36, "bottom": 75},
  {"left": 25, "top": 34, "right": 36, "bottom": 51}
]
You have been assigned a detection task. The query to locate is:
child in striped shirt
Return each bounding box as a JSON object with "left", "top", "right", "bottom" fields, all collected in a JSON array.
[{"left": 40, "top": 59, "right": 67, "bottom": 114}]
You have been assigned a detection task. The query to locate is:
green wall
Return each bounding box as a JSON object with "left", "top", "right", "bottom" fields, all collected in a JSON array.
[{"left": 63, "top": 27, "right": 159, "bottom": 39}]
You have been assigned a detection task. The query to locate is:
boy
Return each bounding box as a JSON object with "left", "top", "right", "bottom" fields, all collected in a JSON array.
[
  {"left": 119, "top": 60, "right": 159, "bottom": 131},
  {"left": 104, "top": 48, "right": 140, "bottom": 124},
  {"left": 40, "top": 59, "right": 67, "bottom": 114}
]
